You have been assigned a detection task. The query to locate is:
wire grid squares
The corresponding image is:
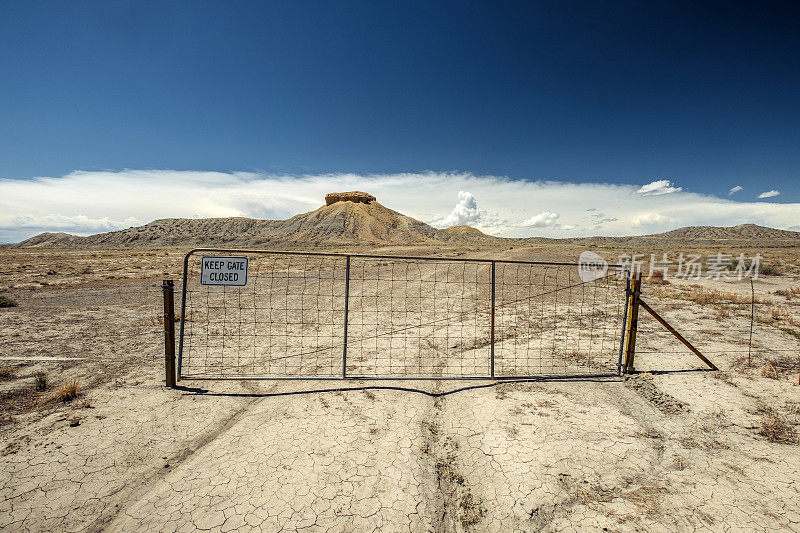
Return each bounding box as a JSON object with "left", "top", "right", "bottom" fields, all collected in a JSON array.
[
  {"left": 346, "top": 257, "right": 490, "bottom": 378},
  {"left": 180, "top": 253, "right": 347, "bottom": 378},
  {"left": 178, "top": 250, "right": 627, "bottom": 379},
  {"left": 494, "top": 264, "right": 626, "bottom": 376}
]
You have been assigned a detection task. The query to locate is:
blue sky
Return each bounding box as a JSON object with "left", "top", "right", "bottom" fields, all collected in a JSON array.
[{"left": 1, "top": 1, "right": 799, "bottom": 241}]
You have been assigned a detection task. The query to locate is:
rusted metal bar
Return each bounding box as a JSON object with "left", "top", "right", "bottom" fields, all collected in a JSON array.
[
  {"left": 623, "top": 272, "right": 642, "bottom": 374},
  {"left": 162, "top": 279, "right": 176, "bottom": 388},
  {"left": 637, "top": 298, "right": 718, "bottom": 370},
  {"left": 342, "top": 255, "right": 351, "bottom": 378},
  {"left": 490, "top": 261, "right": 496, "bottom": 378}
]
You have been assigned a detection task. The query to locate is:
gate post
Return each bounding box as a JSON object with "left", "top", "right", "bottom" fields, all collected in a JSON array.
[
  {"left": 617, "top": 274, "right": 631, "bottom": 375},
  {"left": 622, "top": 272, "right": 642, "bottom": 374},
  {"left": 342, "top": 256, "right": 351, "bottom": 378},
  {"left": 162, "top": 279, "right": 176, "bottom": 388}
]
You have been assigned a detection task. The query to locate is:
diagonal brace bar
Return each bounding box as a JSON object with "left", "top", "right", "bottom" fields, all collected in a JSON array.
[{"left": 637, "top": 298, "right": 718, "bottom": 370}]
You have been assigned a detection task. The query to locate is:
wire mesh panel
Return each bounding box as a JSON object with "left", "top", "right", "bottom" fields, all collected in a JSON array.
[
  {"left": 494, "top": 264, "right": 627, "bottom": 376},
  {"left": 178, "top": 250, "right": 627, "bottom": 380},
  {"left": 346, "top": 257, "right": 490, "bottom": 378},
  {"left": 179, "top": 252, "right": 347, "bottom": 378}
]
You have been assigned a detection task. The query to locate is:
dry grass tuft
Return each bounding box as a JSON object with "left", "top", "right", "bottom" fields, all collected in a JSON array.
[
  {"left": 620, "top": 485, "right": 667, "bottom": 514},
  {"left": 680, "top": 286, "right": 761, "bottom": 306},
  {"left": 760, "top": 362, "right": 779, "bottom": 379},
  {"left": 774, "top": 286, "right": 800, "bottom": 299},
  {"left": 646, "top": 271, "right": 670, "bottom": 285},
  {"left": 58, "top": 379, "right": 80, "bottom": 402},
  {"left": 758, "top": 353, "right": 799, "bottom": 380},
  {"left": 756, "top": 406, "right": 798, "bottom": 444},
  {"left": 780, "top": 327, "right": 800, "bottom": 341}
]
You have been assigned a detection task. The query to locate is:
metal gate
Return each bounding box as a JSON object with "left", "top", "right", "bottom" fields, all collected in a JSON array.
[{"left": 177, "top": 250, "right": 628, "bottom": 380}]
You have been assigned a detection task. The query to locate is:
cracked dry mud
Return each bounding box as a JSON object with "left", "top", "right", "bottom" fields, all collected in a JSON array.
[{"left": 2, "top": 367, "right": 799, "bottom": 532}]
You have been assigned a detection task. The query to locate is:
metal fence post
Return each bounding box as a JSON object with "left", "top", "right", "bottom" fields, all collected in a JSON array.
[
  {"left": 162, "top": 279, "right": 176, "bottom": 388},
  {"left": 623, "top": 272, "right": 642, "bottom": 374},
  {"left": 490, "top": 261, "right": 496, "bottom": 378},
  {"left": 342, "top": 256, "right": 351, "bottom": 378},
  {"left": 617, "top": 273, "right": 631, "bottom": 375}
]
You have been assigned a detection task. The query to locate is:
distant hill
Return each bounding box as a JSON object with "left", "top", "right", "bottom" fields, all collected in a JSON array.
[
  {"left": 15, "top": 195, "right": 799, "bottom": 249},
  {"left": 17, "top": 197, "right": 498, "bottom": 247},
  {"left": 568, "top": 224, "right": 800, "bottom": 247},
  {"left": 650, "top": 223, "right": 800, "bottom": 241}
]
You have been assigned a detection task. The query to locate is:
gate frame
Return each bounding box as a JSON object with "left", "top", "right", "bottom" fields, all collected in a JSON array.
[{"left": 174, "top": 248, "right": 629, "bottom": 382}]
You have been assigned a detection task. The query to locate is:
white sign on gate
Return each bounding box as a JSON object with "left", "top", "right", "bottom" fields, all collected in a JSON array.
[{"left": 200, "top": 256, "right": 248, "bottom": 286}]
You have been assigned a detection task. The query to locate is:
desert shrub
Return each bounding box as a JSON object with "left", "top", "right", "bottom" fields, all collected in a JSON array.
[
  {"left": 58, "top": 379, "right": 80, "bottom": 402},
  {"left": 34, "top": 373, "right": 47, "bottom": 391},
  {"left": 0, "top": 295, "right": 17, "bottom": 308}
]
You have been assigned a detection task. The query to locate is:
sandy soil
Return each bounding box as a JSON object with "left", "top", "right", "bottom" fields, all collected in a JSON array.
[{"left": 1, "top": 245, "right": 798, "bottom": 532}]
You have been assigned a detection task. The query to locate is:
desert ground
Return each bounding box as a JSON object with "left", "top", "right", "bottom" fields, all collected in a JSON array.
[{"left": 1, "top": 242, "right": 799, "bottom": 532}]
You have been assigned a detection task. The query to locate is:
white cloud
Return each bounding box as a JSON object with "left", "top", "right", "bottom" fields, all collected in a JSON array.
[
  {"left": 430, "top": 191, "right": 482, "bottom": 227},
  {"left": 519, "top": 211, "right": 559, "bottom": 228},
  {"left": 631, "top": 212, "right": 673, "bottom": 228},
  {"left": 11, "top": 214, "right": 141, "bottom": 232},
  {"left": 1, "top": 169, "right": 799, "bottom": 242},
  {"left": 729, "top": 185, "right": 743, "bottom": 195},
  {"left": 636, "top": 179, "right": 683, "bottom": 196},
  {"left": 758, "top": 190, "right": 780, "bottom": 198},
  {"left": 429, "top": 190, "right": 506, "bottom": 233}
]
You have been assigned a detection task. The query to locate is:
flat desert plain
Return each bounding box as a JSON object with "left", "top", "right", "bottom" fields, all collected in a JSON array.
[{"left": 1, "top": 243, "right": 799, "bottom": 532}]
